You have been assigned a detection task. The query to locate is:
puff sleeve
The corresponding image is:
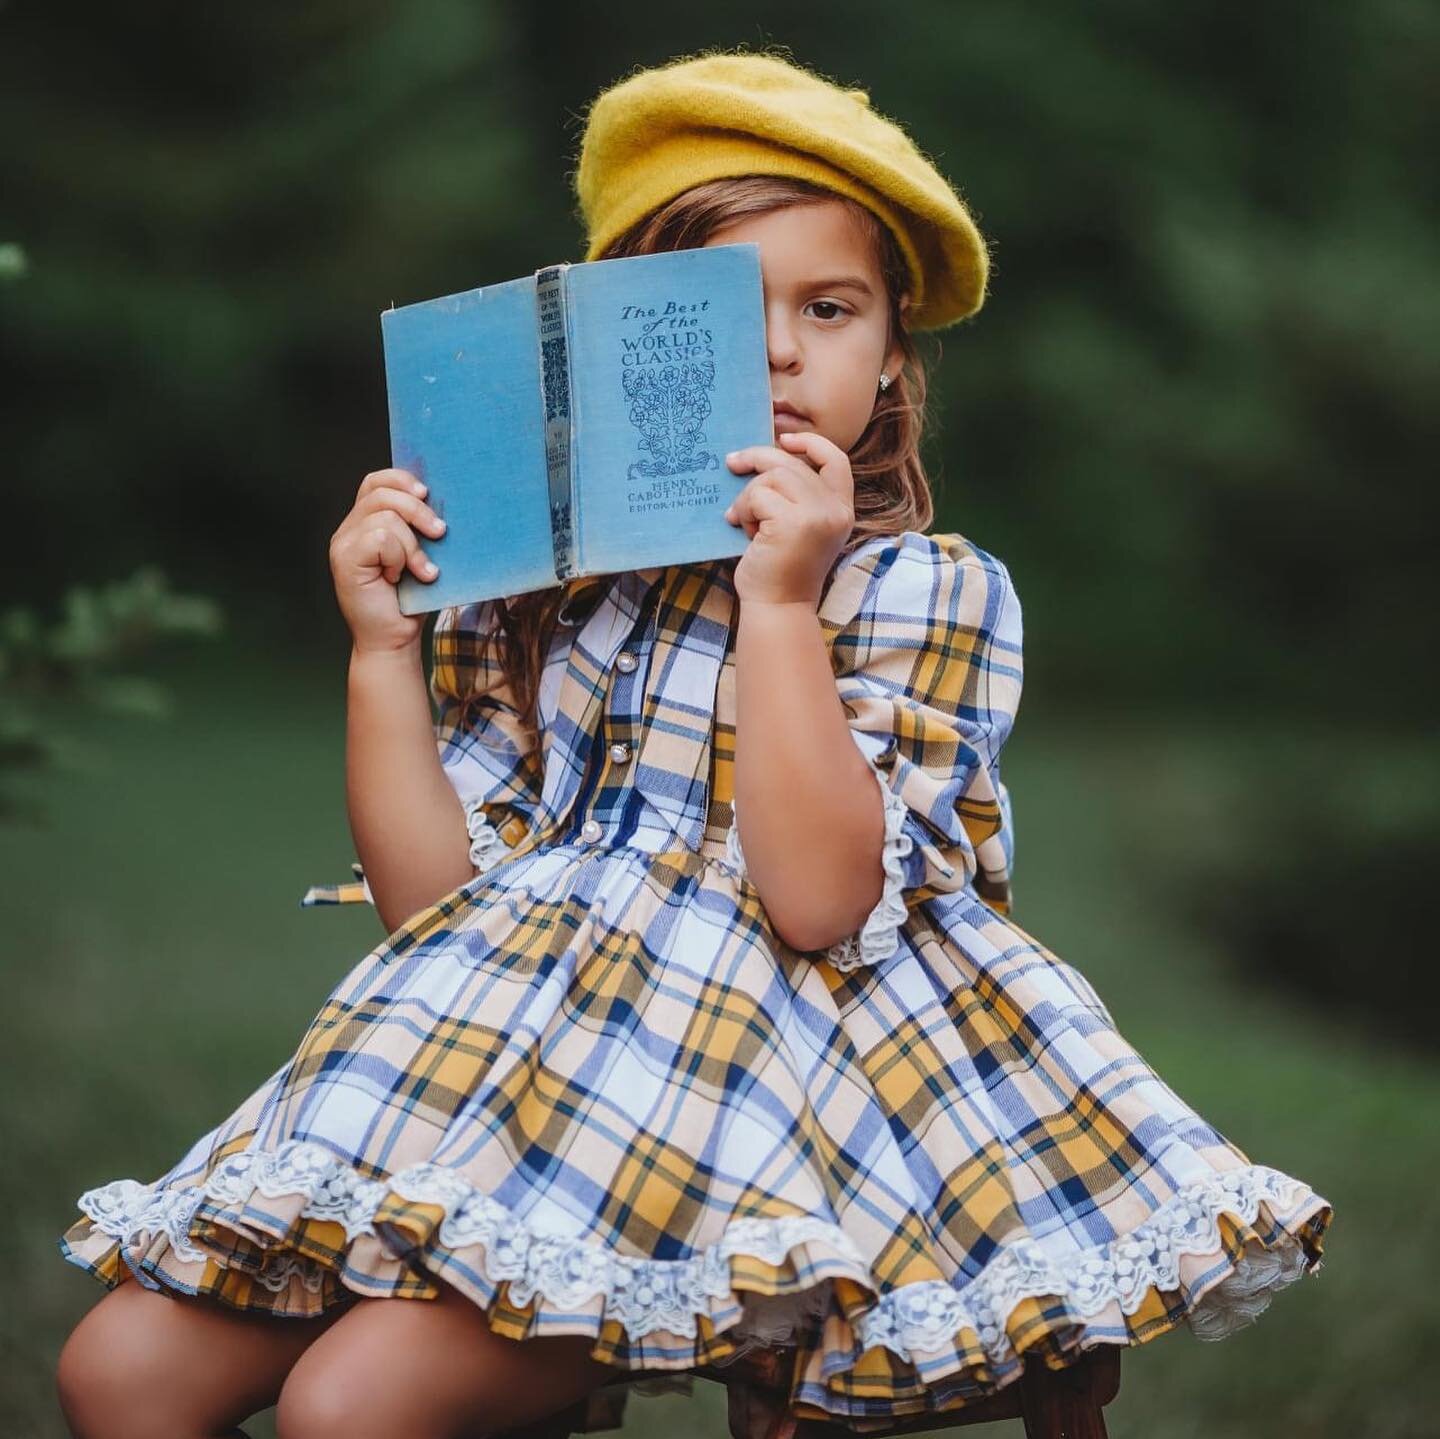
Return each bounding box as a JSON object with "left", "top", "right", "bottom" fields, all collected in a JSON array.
[
  {"left": 298, "top": 601, "right": 543, "bottom": 908},
  {"left": 726, "top": 533, "right": 1022, "bottom": 967}
]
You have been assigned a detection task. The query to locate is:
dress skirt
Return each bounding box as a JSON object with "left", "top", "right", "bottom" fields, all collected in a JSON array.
[{"left": 59, "top": 539, "right": 1333, "bottom": 1430}]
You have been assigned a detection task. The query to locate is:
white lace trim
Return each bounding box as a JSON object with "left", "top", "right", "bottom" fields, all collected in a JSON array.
[
  {"left": 724, "top": 766, "right": 914, "bottom": 972},
  {"left": 826, "top": 765, "right": 913, "bottom": 971},
  {"left": 464, "top": 796, "right": 518, "bottom": 873},
  {"left": 723, "top": 801, "right": 746, "bottom": 875},
  {"left": 1184, "top": 1237, "right": 1310, "bottom": 1340},
  {"left": 76, "top": 1145, "right": 1324, "bottom": 1364}
]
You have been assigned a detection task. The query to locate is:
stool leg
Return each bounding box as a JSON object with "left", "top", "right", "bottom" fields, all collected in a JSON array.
[
  {"left": 1018, "top": 1348, "right": 1118, "bottom": 1439},
  {"left": 725, "top": 1381, "right": 800, "bottom": 1439}
]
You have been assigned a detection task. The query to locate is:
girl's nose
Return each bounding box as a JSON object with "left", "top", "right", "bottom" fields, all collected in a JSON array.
[{"left": 765, "top": 308, "right": 802, "bottom": 373}]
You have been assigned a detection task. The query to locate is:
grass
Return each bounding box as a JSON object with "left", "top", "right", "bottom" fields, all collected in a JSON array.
[{"left": 2, "top": 638, "right": 1431, "bottom": 1438}]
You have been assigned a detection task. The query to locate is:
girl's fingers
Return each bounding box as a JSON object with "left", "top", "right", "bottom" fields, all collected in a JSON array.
[
  {"left": 358, "top": 467, "right": 426, "bottom": 501},
  {"left": 725, "top": 480, "right": 795, "bottom": 528},
  {"left": 355, "top": 512, "right": 435, "bottom": 586},
  {"left": 742, "top": 485, "right": 794, "bottom": 523},
  {"left": 755, "top": 468, "right": 813, "bottom": 506},
  {"left": 354, "top": 485, "right": 447, "bottom": 538},
  {"left": 726, "top": 445, "right": 818, "bottom": 486},
  {"left": 774, "top": 430, "right": 845, "bottom": 466},
  {"left": 726, "top": 465, "right": 816, "bottom": 514},
  {"left": 775, "top": 431, "right": 853, "bottom": 501},
  {"left": 368, "top": 520, "right": 410, "bottom": 587}
]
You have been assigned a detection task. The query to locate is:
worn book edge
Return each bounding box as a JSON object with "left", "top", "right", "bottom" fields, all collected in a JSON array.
[{"left": 536, "top": 262, "right": 579, "bottom": 582}]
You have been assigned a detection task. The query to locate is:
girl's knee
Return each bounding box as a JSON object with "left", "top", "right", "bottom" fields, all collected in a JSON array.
[
  {"left": 274, "top": 1285, "right": 609, "bottom": 1438},
  {"left": 274, "top": 1372, "right": 430, "bottom": 1439},
  {"left": 55, "top": 1278, "right": 316, "bottom": 1439},
  {"left": 272, "top": 1375, "right": 342, "bottom": 1439},
  {"left": 275, "top": 1334, "right": 498, "bottom": 1439},
  {"left": 55, "top": 1289, "right": 172, "bottom": 1438}
]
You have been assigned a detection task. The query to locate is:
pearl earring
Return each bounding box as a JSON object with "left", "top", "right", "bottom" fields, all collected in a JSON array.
[{"left": 878, "top": 373, "right": 891, "bottom": 392}]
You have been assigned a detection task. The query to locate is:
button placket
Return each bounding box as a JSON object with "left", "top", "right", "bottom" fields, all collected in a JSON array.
[
  {"left": 599, "top": 635, "right": 643, "bottom": 788},
  {"left": 572, "top": 581, "right": 658, "bottom": 846}
]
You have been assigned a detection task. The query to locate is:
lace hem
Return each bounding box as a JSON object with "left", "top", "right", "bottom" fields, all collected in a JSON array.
[
  {"left": 75, "top": 1144, "right": 1325, "bottom": 1366},
  {"left": 724, "top": 763, "right": 914, "bottom": 972}
]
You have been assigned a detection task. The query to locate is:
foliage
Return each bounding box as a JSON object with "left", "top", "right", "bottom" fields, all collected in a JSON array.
[
  {"left": 1111, "top": 725, "right": 1439, "bottom": 1056},
  {"left": 0, "top": 1, "right": 1432, "bottom": 719},
  {"left": 0, "top": 568, "right": 224, "bottom": 823}
]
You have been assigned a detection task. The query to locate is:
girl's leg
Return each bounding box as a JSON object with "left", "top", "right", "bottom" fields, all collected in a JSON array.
[
  {"left": 274, "top": 1278, "right": 620, "bottom": 1439},
  {"left": 55, "top": 1278, "right": 347, "bottom": 1439}
]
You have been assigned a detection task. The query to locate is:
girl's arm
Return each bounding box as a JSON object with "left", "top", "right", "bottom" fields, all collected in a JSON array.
[
  {"left": 346, "top": 643, "right": 475, "bottom": 934},
  {"left": 732, "top": 599, "right": 886, "bottom": 952},
  {"left": 722, "top": 436, "right": 1022, "bottom": 962},
  {"left": 327, "top": 466, "right": 479, "bottom": 933}
]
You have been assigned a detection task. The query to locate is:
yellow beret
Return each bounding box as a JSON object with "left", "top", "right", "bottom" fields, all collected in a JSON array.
[{"left": 572, "top": 50, "right": 991, "bottom": 331}]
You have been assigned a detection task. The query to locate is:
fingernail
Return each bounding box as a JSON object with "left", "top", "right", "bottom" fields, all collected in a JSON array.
[{"left": 424, "top": 561, "right": 438, "bottom": 575}]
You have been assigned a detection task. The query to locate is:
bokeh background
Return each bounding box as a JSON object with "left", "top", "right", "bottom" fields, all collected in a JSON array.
[{"left": 3, "top": 4, "right": 1435, "bottom": 1436}]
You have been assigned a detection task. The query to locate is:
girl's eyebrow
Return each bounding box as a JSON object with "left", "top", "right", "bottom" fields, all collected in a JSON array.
[{"left": 786, "top": 274, "right": 876, "bottom": 297}]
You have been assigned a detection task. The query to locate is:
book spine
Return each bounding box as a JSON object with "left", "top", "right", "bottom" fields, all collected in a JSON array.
[{"left": 536, "top": 264, "right": 577, "bottom": 580}]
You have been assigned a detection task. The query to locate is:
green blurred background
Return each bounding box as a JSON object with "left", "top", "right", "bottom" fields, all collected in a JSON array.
[{"left": 2, "top": 3, "right": 1434, "bottom": 1435}]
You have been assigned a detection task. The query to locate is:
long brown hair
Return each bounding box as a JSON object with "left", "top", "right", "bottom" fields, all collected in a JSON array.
[{"left": 474, "top": 174, "right": 944, "bottom": 740}]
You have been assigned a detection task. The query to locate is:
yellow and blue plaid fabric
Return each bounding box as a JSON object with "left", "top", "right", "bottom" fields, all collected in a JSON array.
[{"left": 59, "top": 531, "right": 1332, "bottom": 1430}]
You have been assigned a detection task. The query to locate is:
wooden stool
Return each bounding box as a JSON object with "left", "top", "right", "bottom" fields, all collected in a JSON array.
[{"left": 494, "top": 1342, "right": 1121, "bottom": 1439}]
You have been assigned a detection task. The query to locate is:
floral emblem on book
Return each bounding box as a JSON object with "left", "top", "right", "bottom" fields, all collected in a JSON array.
[{"left": 623, "top": 361, "right": 721, "bottom": 481}]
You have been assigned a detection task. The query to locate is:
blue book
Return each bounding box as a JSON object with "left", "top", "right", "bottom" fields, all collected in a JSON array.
[{"left": 383, "top": 242, "right": 774, "bottom": 615}]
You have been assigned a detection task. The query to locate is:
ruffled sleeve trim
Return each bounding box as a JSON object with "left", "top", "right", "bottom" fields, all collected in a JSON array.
[
  {"left": 722, "top": 761, "right": 914, "bottom": 973},
  {"left": 824, "top": 763, "right": 913, "bottom": 971},
  {"left": 463, "top": 795, "right": 521, "bottom": 874},
  {"left": 299, "top": 798, "right": 521, "bottom": 909}
]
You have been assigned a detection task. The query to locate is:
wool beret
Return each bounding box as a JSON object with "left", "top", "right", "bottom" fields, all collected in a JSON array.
[{"left": 572, "top": 51, "right": 991, "bottom": 330}]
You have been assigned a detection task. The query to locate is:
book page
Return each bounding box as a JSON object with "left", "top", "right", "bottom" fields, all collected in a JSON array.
[{"left": 565, "top": 243, "right": 773, "bottom": 577}]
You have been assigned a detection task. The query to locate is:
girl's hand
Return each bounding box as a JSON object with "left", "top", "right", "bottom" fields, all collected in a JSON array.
[
  {"left": 329, "top": 467, "right": 448, "bottom": 653},
  {"left": 723, "top": 431, "right": 854, "bottom": 608}
]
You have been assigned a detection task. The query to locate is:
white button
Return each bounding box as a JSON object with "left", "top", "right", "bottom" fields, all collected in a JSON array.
[
  {"left": 609, "top": 742, "right": 632, "bottom": 764},
  {"left": 580, "top": 819, "right": 603, "bottom": 842},
  {"left": 615, "top": 651, "right": 638, "bottom": 673}
]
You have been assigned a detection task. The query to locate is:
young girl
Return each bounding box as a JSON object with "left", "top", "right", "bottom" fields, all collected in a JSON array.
[{"left": 55, "top": 48, "right": 1333, "bottom": 1439}]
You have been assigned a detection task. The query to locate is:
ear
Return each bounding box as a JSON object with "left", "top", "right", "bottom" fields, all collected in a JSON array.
[{"left": 884, "top": 292, "right": 912, "bottom": 380}]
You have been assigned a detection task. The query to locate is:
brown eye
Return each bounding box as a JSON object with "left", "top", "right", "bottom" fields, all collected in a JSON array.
[{"left": 807, "top": 301, "right": 847, "bottom": 321}]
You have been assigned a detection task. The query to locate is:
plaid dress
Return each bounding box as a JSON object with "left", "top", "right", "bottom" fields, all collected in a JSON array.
[{"left": 59, "top": 530, "right": 1333, "bottom": 1430}]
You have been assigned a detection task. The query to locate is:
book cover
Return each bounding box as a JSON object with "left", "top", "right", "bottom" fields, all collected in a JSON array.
[{"left": 385, "top": 243, "right": 774, "bottom": 616}]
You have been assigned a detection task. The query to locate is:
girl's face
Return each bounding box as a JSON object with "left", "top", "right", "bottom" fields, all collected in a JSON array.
[{"left": 703, "top": 199, "right": 908, "bottom": 454}]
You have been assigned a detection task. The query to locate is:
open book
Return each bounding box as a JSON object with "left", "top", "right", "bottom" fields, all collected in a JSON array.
[{"left": 383, "top": 242, "right": 774, "bottom": 615}]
